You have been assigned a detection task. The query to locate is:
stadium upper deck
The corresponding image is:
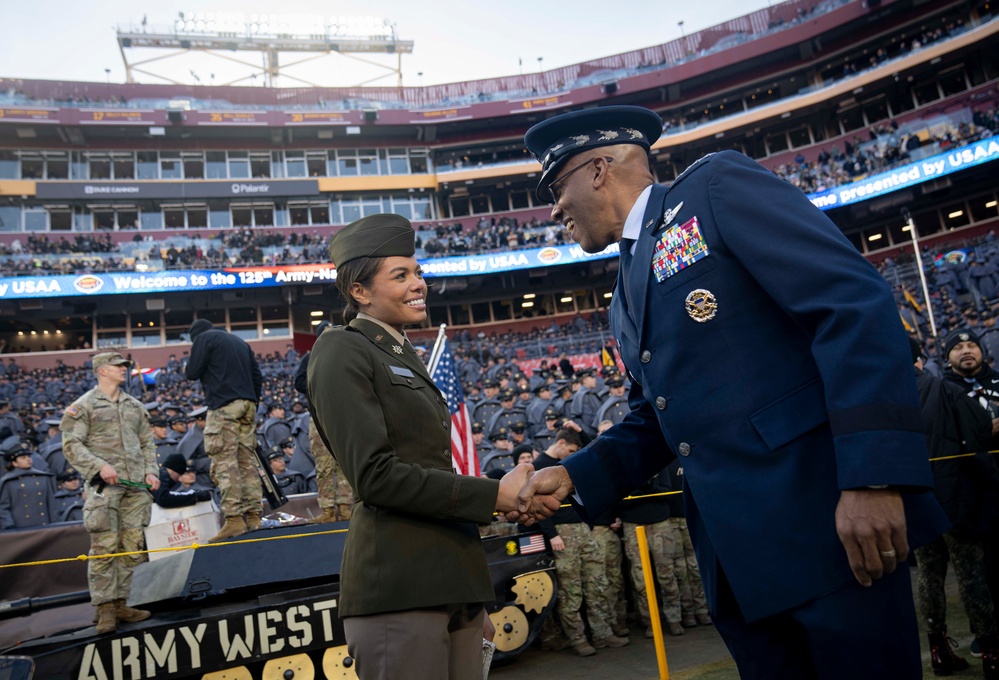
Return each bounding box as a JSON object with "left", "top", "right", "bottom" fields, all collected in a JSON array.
[{"left": 0, "top": 0, "right": 997, "bottom": 368}]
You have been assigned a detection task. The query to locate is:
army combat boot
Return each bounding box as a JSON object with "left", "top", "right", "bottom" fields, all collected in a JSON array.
[
  {"left": 244, "top": 510, "right": 262, "bottom": 532},
  {"left": 927, "top": 629, "right": 969, "bottom": 676},
  {"left": 95, "top": 603, "right": 117, "bottom": 635},
  {"left": 209, "top": 516, "right": 247, "bottom": 543},
  {"left": 115, "top": 599, "right": 151, "bottom": 623},
  {"left": 310, "top": 508, "right": 338, "bottom": 524}
]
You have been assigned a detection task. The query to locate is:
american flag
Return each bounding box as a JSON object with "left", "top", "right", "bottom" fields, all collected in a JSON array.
[
  {"left": 518, "top": 533, "right": 546, "bottom": 555},
  {"left": 428, "top": 336, "right": 482, "bottom": 477}
]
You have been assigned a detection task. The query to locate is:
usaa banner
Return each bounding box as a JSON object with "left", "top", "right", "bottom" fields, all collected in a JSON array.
[
  {"left": 0, "top": 242, "right": 619, "bottom": 300},
  {"left": 808, "top": 137, "right": 999, "bottom": 211}
]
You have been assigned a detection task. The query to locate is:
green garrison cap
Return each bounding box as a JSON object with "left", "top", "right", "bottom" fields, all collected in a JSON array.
[{"left": 329, "top": 214, "right": 416, "bottom": 267}]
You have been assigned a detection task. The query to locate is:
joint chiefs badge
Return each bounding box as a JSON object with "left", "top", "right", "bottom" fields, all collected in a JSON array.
[{"left": 685, "top": 289, "right": 718, "bottom": 323}]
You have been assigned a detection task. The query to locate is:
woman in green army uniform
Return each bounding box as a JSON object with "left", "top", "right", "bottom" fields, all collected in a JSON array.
[{"left": 307, "top": 214, "right": 534, "bottom": 680}]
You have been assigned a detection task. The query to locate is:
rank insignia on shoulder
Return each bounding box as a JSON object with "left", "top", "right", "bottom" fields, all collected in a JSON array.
[
  {"left": 685, "top": 289, "right": 718, "bottom": 323},
  {"left": 392, "top": 344, "right": 404, "bottom": 354},
  {"left": 663, "top": 201, "right": 684, "bottom": 226},
  {"left": 64, "top": 405, "right": 80, "bottom": 418}
]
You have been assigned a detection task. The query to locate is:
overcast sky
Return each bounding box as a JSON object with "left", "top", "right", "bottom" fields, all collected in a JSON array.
[{"left": 2, "top": 0, "right": 777, "bottom": 88}]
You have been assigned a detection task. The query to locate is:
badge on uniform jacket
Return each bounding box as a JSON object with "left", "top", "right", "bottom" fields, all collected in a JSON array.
[{"left": 652, "top": 216, "right": 710, "bottom": 283}]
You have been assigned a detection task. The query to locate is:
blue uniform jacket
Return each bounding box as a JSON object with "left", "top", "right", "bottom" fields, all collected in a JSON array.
[{"left": 563, "top": 150, "right": 948, "bottom": 622}]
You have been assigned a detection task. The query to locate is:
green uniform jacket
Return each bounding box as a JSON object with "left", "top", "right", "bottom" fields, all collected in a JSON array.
[{"left": 308, "top": 318, "right": 500, "bottom": 617}]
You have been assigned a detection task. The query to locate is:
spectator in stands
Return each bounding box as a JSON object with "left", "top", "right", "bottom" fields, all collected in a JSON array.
[
  {"left": 516, "top": 104, "right": 947, "bottom": 679},
  {"left": 0, "top": 442, "right": 57, "bottom": 530},
  {"left": 53, "top": 466, "right": 83, "bottom": 522},
  {"left": 912, "top": 336, "right": 999, "bottom": 675}
]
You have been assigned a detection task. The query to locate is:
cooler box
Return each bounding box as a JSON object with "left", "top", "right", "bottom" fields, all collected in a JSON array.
[{"left": 144, "top": 500, "right": 221, "bottom": 561}]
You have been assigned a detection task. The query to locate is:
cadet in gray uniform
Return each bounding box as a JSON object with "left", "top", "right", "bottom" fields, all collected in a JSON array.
[{"left": 0, "top": 444, "right": 56, "bottom": 530}]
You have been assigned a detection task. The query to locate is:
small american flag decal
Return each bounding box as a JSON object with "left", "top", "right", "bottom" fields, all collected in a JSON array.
[{"left": 518, "top": 534, "right": 546, "bottom": 555}]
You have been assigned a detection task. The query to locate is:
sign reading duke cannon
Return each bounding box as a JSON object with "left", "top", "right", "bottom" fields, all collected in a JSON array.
[
  {"left": 35, "top": 179, "right": 320, "bottom": 200},
  {"left": 0, "top": 242, "right": 620, "bottom": 300}
]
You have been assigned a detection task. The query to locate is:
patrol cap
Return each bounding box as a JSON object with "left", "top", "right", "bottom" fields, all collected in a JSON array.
[
  {"left": 524, "top": 105, "right": 663, "bottom": 203},
  {"left": 92, "top": 352, "right": 131, "bottom": 370},
  {"left": 266, "top": 445, "right": 284, "bottom": 461},
  {"left": 328, "top": 214, "right": 416, "bottom": 267},
  {"left": 944, "top": 329, "right": 981, "bottom": 356},
  {"left": 189, "top": 406, "right": 208, "bottom": 419}
]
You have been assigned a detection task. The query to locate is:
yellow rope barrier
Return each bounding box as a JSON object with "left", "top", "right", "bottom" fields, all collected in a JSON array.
[
  {"left": 0, "top": 526, "right": 349, "bottom": 570},
  {"left": 1, "top": 448, "right": 991, "bottom": 571}
]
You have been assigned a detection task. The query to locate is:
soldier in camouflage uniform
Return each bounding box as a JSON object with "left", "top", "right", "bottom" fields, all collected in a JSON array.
[
  {"left": 185, "top": 319, "right": 263, "bottom": 543},
  {"left": 664, "top": 460, "right": 710, "bottom": 627},
  {"left": 61, "top": 352, "right": 160, "bottom": 635},
  {"left": 308, "top": 418, "right": 353, "bottom": 522},
  {"left": 294, "top": 321, "right": 355, "bottom": 525},
  {"left": 620, "top": 471, "right": 686, "bottom": 638},
  {"left": 534, "top": 429, "right": 628, "bottom": 656}
]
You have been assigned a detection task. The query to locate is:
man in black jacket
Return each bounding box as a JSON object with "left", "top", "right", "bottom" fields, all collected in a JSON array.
[
  {"left": 185, "top": 319, "right": 262, "bottom": 542},
  {"left": 922, "top": 335, "right": 999, "bottom": 676},
  {"left": 154, "top": 453, "right": 213, "bottom": 508}
]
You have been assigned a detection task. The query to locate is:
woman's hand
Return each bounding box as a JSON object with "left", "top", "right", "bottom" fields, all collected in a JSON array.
[{"left": 496, "top": 463, "right": 534, "bottom": 514}]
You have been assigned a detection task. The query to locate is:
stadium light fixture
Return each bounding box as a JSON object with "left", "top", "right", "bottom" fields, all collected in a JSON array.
[
  {"left": 603, "top": 292, "right": 613, "bottom": 298},
  {"left": 310, "top": 310, "right": 324, "bottom": 316},
  {"left": 948, "top": 210, "right": 964, "bottom": 219},
  {"left": 522, "top": 302, "right": 534, "bottom": 308},
  {"left": 986, "top": 200, "right": 997, "bottom": 209},
  {"left": 560, "top": 296, "right": 573, "bottom": 303},
  {"left": 523, "top": 293, "right": 536, "bottom": 299},
  {"left": 867, "top": 234, "right": 882, "bottom": 241},
  {"left": 311, "top": 319, "right": 322, "bottom": 326}
]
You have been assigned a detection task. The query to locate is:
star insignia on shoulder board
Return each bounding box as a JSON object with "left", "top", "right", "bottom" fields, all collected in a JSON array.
[{"left": 392, "top": 345, "right": 404, "bottom": 354}]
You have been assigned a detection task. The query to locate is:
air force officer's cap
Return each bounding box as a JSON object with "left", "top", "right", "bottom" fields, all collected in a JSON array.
[
  {"left": 329, "top": 214, "right": 416, "bottom": 267},
  {"left": 524, "top": 105, "right": 663, "bottom": 203}
]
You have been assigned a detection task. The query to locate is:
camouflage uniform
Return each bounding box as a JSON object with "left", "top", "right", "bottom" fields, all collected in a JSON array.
[
  {"left": 204, "top": 399, "right": 259, "bottom": 517},
  {"left": 308, "top": 418, "right": 353, "bottom": 520},
  {"left": 552, "top": 522, "right": 616, "bottom": 645},
  {"left": 916, "top": 532, "right": 996, "bottom": 635},
  {"left": 622, "top": 519, "right": 683, "bottom": 625},
  {"left": 666, "top": 516, "right": 709, "bottom": 618},
  {"left": 61, "top": 387, "right": 157, "bottom": 606},
  {"left": 591, "top": 524, "right": 628, "bottom": 633}
]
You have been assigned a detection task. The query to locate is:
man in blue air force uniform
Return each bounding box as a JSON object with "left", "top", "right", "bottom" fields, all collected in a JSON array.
[{"left": 513, "top": 105, "right": 949, "bottom": 679}]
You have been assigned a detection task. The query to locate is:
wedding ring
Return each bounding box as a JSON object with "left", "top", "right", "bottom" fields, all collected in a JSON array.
[{"left": 880, "top": 549, "right": 896, "bottom": 558}]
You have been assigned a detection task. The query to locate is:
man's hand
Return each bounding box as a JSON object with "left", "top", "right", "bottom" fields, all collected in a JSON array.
[
  {"left": 145, "top": 473, "right": 160, "bottom": 491},
  {"left": 99, "top": 464, "right": 119, "bottom": 486},
  {"left": 550, "top": 535, "right": 566, "bottom": 552},
  {"left": 507, "top": 465, "right": 574, "bottom": 526},
  {"left": 835, "top": 488, "right": 908, "bottom": 587},
  {"left": 496, "top": 463, "right": 534, "bottom": 514}
]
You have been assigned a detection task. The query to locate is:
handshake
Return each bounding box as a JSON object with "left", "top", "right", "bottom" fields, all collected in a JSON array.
[{"left": 494, "top": 462, "right": 575, "bottom": 525}]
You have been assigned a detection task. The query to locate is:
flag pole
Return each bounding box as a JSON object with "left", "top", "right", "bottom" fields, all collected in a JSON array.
[{"left": 427, "top": 323, "right": 448, "bottom": 375}]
